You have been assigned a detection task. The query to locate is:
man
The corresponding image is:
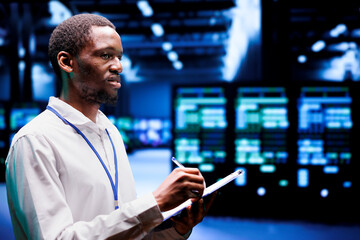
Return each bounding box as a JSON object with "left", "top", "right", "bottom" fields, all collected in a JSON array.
[{"left": 6, "top": 13, "right": 215, "bottom": 239}]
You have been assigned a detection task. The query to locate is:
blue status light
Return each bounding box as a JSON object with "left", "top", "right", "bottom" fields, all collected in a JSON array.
[
  {"left": 323, "top": 166, "right": 339, "bottom": 174},
  {"left": 257, "top": 187, "right": 266, "bottom": 196},
  {"left": 279, "top": 179, "right": 288, "bottom": 187},
  {"left": 260, "top": 165, "right": 276, "bottom": 173},
  {"left": 235, "top": 167, "right": 247, "bottom": 186},
  {"left": 298, "top": 169, "right": 309, "bottom": 187},
  {"left": 199, "top": 164, "right": 215, "bottom": 172},
  {"left": 320, "top": 189, "right": 329, "bottom": 198},
  {"left": 343, "top": 181, "right": 352, "bottom": 188}
]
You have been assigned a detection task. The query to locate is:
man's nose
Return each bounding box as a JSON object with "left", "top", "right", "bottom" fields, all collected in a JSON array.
[{"left": 110, "top": 58, "right": 122, "bottom": 74}]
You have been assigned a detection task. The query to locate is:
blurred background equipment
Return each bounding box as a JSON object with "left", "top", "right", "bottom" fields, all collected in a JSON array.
[{"left": 1, "top": 1, "right": 360, "bottom": 236}]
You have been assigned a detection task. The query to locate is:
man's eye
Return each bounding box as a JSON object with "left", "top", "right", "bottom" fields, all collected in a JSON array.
[{"left": 102, "top": 54, "right": 111, "bottom": 59}]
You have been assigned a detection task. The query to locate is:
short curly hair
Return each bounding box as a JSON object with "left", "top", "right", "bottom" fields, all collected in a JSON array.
[{"left": 48, "top": 13, "right": 115, "bottom": 79}]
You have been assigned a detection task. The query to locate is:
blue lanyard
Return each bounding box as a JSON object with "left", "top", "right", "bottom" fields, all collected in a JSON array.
[{"left": 46, "top": 106, "right": 119, "bottom": 210}]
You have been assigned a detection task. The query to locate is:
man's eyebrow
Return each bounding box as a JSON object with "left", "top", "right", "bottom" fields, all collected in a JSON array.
[{"left": 96, "top": 47, "right": 123, "bottom": 56}]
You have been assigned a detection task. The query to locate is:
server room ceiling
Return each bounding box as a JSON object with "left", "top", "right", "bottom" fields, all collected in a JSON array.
[
  {"left": 283, "top": 1, "right": 360, "bottom": 81},
  {"left": 64, "top": 0, "right": 237, "bottom": 83},
  {"left": 0, "top": 1, "right": 237, "bottom": 84},
  {"left": 3, "top": 1, "right": 359, "bottom": 83}
]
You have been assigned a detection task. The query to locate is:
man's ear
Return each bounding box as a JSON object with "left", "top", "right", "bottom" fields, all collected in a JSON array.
[{"left": 57, "top": 51, "right": 74, "bottom": 73}]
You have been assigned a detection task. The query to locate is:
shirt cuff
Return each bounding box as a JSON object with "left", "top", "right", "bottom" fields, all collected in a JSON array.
[{"left": 134, "top": 192, "right": 164, "bottom": 229}]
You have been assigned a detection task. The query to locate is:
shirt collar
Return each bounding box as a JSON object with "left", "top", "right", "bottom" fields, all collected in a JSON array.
[{"left": 47, "top": 97, "right": 108, "bottom": 134}]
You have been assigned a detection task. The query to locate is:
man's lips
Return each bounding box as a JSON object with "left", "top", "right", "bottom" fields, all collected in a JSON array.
[
  {"left": 107, "top": 75, "right": 121, "bottom": 82},
  {"left": 107, "top": 76, "right": 121, "bottom": 88}
]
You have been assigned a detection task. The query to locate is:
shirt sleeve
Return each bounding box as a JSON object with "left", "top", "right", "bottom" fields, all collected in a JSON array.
[{"left": 5, "top": 134, "right": 164, "bottom": 240}]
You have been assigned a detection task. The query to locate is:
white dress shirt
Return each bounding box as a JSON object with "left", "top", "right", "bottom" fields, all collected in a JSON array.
[{"left": 6, "top": 97, "right": 188, "bottom": 240}]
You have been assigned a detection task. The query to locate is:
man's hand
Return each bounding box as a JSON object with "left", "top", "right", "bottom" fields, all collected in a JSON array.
[
  {"left": 153, "top": 168, "right": 205, "bottom": 212},
  {"left": 171, "top": 191, "right": 217, "bottom": 235}
]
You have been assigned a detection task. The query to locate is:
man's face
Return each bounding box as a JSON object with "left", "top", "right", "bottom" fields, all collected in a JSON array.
[{"left": 72, "top": 25, "right": 123, "bottom": 105}]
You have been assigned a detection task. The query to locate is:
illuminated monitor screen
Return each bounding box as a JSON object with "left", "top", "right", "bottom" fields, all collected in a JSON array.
[
  {"left": 296, "top": 86, "right": 353, "bottom": 192},
  {"left": 10, "top": 107, "right": 41, "bottom": 131},
  {"left": 108, "top": 116, "right": 172, "bottom": 150},
  {"left": 173, "top": 87, "right": 227, "bottom": 173},
  {"left": 108, "top": 116, "right": 132, "bottom": 149},
  {"left": 133, "top": 118, "right": 171, "bottom": 147},
  {"left": 234, "top": 87, "right": 289, "bottom": 188},
  {"left": 115, "top": 117, "right": 133, "bottom": 131},
  {"left": 0, "top": 107, "right": 5, "bottom": 130}
]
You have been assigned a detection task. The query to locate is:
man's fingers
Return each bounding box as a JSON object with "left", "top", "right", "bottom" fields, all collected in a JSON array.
[
  {"left": 192, "top": 199, "right": 205, "bottom": 223},
  {"left": 198, "top": 171, "right": 206, "bottom": 188},
  {"left": 204, "top": 191, "right": 217, "bottom": 214}
]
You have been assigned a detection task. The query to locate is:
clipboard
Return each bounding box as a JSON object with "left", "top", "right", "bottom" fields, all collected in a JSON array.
[{"left": 162, "top": 169, "right": 244, "bottom": 221}]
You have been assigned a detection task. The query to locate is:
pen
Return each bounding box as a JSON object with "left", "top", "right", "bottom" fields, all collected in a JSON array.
[
  {"left": 172, "top": 156, "right": 185, "bottom": 168},
  {"left": 172, "top": 156, "right": 206, "bottom": 190}
]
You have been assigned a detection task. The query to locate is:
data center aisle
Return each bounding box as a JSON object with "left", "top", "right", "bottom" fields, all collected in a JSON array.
[{"left": 1, "top": 148, "right": 360, "bottom": 240}]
